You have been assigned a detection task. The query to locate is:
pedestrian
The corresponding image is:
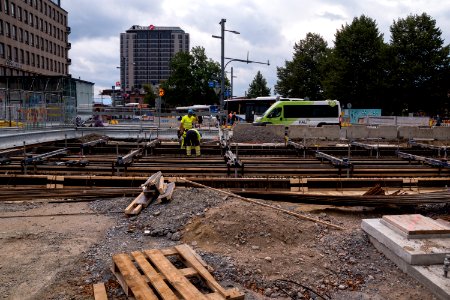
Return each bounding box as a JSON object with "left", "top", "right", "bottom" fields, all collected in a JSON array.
[
  {"left": 181, "top": 128, "right": 202, "bottom": 156},
  {"left": 215, "top": 114, "right": 220, "bottom": 128},
  {"left": 435, "top": 114, "right": 442, "bottom": 126},
  {"left": 231, "top": 112, "right": 237, "bottom": 125}
]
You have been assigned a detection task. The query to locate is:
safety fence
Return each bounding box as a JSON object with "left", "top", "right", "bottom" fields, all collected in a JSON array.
[{"left": 0, "top": 89, "right": 76, "bottom": 129}]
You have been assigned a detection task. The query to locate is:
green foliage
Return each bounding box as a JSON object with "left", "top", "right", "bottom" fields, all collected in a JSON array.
[
  {"left": 388, "top": 13, "right": 450, "bottom": 114},
  {"left": 322, "top": 15, "right": 385, "bottom": 108},
  {"left": 275, "top": 33, "right": 328, "bottom": 99},
  {"left": 277, "top": 13, "right": 449, "bottom": 116},
  {"left": 142, "top": 84, "right": 156, "bottom": 106},
  {"left": 247, "top": 71, "right": 271, "bottom": 98},
  {"left": 161, "top": 46, "right": 221, "bottom": 108}
]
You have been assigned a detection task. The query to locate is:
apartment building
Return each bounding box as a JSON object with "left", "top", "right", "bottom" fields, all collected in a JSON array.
[
  {"left": 119, "top": 25, "right": 189, "bottom": 91},
  {"left": 0, "top": 0, "right": 70, "bottom": 76}
]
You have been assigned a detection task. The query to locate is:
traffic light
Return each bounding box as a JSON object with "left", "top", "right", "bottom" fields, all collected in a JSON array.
[{"left": 159, "top": 88, "right": 165, "bottom": 97}]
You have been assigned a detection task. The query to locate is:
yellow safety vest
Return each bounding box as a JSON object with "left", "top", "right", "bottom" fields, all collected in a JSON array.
[{"left": 180, "top": 115, "right": 197, "bottom": 130}]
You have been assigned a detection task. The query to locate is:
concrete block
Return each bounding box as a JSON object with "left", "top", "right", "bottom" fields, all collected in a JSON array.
[
  {"left": 367, "top": 125, "right": 398, "bottom": 140},
  {"left": 433, "top": 127, "right": 450, "bottom": 141},
  {"left": 398, "top": 126, "right": 435, "bottom": 140},
  {"left": 361, "top": 218, "right": 450, "bottom": 265},
  {"left": 288, "top": 125, "right": 310, "bottom": 139},
  {"left": 368, "top": 235, "right": 450, "bottom": 300},
  {"left": 345, "top": 125, "right": 369, "bottom": 139},
  {"left": 380, "top": 214, "right": 450, "bottom": 239},
  {"left": 319, "top": 125, "right": 340, "bottom": 140},
  {"left": 288, "top": 125, "right": 340, "bottom": 140},
  {"left": 232, "top": 123, "right": 284, "bottom": 143}
]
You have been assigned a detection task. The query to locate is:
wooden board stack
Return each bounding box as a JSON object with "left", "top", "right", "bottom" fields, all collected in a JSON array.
[{"left": 125, "top": 171, "right": 175, "bottom": 215}]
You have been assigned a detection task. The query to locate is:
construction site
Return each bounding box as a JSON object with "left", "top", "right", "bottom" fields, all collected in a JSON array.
[{"left": 1, "top": 123, "right": 450, "bottom": 300}]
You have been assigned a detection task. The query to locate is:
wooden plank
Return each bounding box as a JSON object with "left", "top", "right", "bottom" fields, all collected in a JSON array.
[
  {"left": 141, "top": 171, "right": 162, "bottom": 191},
  {"left": 160, "top": 245, "right": 212, "bottom": 271},
  {"left": 125, "top": 192, "right": 152, "bottom": 215},
  {"left": 175, "top": 244, "right": 230, "bottom": 299},
  {"left": 112, "top": 253, "right": 159, "bottom": 300},
  {"left": 131, "top": 251, "right": 178, "bottom": 300},
  {"left": 157, "top": 182, "right": 176, "bottom": 202},
  {"left": 93, "top": 283, "right": 108, "bottom": 300},
  {"left": 145, "top": 249, "right": 208, "bottom": 300},
  {"left": 382, "top": 214, "right": 450, "bottom": 235},
  {"left": 157, "top": 176, "right": 166, "bottom": 194}
]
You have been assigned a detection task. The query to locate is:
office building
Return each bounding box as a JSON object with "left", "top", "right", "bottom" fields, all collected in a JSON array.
[
  {"left": 0, "top": 0, "right": 71, "bottom": 76},
  {"left": 119, "top": 25, "right": 189, "bottom": 92}
]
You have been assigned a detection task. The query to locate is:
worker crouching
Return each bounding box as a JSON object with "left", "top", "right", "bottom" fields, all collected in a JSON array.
[{"left": 181, "top": 129, "right": 202, "bottom": 156}]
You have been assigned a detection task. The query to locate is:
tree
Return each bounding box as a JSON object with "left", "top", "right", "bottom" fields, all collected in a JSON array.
[
  {"left": 388, "top": 13, "right": 450, "bottom": 115},
  {"left": 142, "top": 84, "right": 156, "bottom": 106},
  {"left": 161, "top": 46, "right": 221, "bottom": 107},
  {"left": 275, "top": 33, "right": 328, "bottom": 99},
  {"left": 322, "top": 15, "right": 386, "bottom": 108},
  {"left": 247, "top": 71, "right": 271, "bottom": 98}
]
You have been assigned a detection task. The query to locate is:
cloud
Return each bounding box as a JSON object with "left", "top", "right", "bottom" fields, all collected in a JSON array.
[{"left": 62, "top": 0, "right": 450, "bottom": 98}]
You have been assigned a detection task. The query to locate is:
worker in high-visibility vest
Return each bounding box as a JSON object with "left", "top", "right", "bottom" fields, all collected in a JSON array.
[
  {"left": 181, "top": 128, "right": 201, "bottom": 156},
  {"left": 179, "top": 109, "right": 197, "bottom": 132}
]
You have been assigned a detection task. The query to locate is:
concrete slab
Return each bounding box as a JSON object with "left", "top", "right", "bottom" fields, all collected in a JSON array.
[
  {"left": 381, "top": 214, "right": 450, "bottom": 239},
  {"left": 361, "top": 218, "right": 450, "bottom": 265},
  {"left": 367, "top": 234, "right": 450, "bottom": 300}
]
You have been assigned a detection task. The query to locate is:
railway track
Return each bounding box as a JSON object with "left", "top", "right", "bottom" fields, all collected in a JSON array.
[
  {"left": 0, "top": 137, "right": 449, "bottom": 207},
  {"left": 1, "top": 140, "right": 449, "bottom": 178}
]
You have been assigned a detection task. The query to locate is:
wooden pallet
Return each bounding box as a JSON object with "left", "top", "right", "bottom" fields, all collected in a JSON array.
[
  {"left": 93, "top": 283, "right": 108, "bottom": 300},
  {"left": 112, "top": 244, "right": 244, "bottom": 300}
]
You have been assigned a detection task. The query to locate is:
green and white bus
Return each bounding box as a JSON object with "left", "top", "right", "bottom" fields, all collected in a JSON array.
[{"left": 253, "top": 99, "right": 341, "bottom": 127}]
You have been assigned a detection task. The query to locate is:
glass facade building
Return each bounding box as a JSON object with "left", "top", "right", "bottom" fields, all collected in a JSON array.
[{"left": 119, "top": 25, "right": 189, "bottom": 91}]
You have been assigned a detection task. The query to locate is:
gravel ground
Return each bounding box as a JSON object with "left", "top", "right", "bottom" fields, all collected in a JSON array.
[{"left": 8, "top": 186, "right": 442, "bottom": 300}]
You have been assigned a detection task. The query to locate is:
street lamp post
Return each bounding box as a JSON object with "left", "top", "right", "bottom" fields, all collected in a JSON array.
[
  {"left": 212, "top": 19, "right": 240, "bottom": 112},
  {"left": 230, "top": 67, "right": 237, "bottom": 99}
]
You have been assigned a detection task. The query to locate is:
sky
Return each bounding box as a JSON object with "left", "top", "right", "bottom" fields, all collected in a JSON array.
[{"left": 62, "top": 0, "right": 450, "bottom": 102}]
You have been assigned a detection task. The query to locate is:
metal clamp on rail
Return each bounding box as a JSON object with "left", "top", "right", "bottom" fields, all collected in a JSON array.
[
  {"left": 351, "top": 141, "right": 380, "bottom": 158},
  {"left": 144, "top": 139, "right": 160, "bottom": 155},
  {"left": 287, "top": 140, "right": 305, "bottom": 150},
  {"left": 65, "top": 159, "right": 89, "bottom": 167},
  {"left": 80, "top": 139, "right": 108, "bottom": 149},
  {"left": 397, "top": 151, "right": 449, "bottom": 168},
  {"left": 21, "top": 148, "right": 68, "bottom": 166},
  {"left": 114, "top": 149, "right": 142, "bottom": 167},
  {"left": 287, "top": 140, "right": 306, "bottom": 157},
  {"left": 315, "top": 151, "right": 352, "bottom": 168},
  {"left": 408, "top": 139, "right": 448, "bottom": 158},
  {"left": 224, "top": 149, "right": 244, "bottom": 177},
  {"left": 351, "top": 141, "right": 379, "bottom": 150},
  {"left": 0, "top": 157, "right": 12, "bottom": 165}
]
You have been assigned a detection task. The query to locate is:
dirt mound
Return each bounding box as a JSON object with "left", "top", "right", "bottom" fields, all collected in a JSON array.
[{"left": 1, "top": 187, "right": 438, "bottom": 300}]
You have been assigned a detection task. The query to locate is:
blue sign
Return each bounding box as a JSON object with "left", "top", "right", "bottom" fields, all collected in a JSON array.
[{"left": 208, "top": 81, "right": 215, "bottom": 88}]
